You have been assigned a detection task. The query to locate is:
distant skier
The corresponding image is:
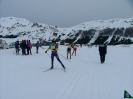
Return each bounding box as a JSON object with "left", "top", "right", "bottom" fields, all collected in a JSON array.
[
  {"left": 67, "top": 43, "right": 72, "bottom": 59},
  {"left": 56, "top": 43, "right": 59, "bottom": 49},
  {"left": 98, "top": 43, "right": 107, "bottom": 63},
  {"left": 45, "top": 41, "right": 65, "bottom": 70},
  {"left": 35, "top": 41, "right": 40, "bottom": 53},
  {"left": 72, "top": 43, "right": 77, "bottom": 56}
]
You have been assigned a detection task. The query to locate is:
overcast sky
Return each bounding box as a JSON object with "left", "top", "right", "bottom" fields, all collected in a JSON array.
[{"left": 0, "top": 0, "right": 133, "bottom": 27}]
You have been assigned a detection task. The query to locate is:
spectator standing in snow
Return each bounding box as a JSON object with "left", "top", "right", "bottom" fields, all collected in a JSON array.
[
  {"left": 26, "top": 40, "right": 30, "bottom": 55},
  {"left": 98, "top": 43, "right": 107, "bottom": 63},
  {"left": 20, "top": 40, "right": 27, "bottom": 55},
  {"left": 29, "top": 40, "right": 32, "bottom": 55},
  {"left": 45, "top": 41, "right": 65, "bottom": 70},
  {"left": 15, "top": 40, "right": 20, "bottom": 55}
]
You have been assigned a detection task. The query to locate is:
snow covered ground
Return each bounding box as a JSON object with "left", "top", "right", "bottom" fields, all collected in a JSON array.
[{"left": 0, "top": 44, "right": 133, "bottom": 99}]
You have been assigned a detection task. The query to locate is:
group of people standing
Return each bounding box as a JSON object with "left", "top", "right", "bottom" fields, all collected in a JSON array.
[
  {"left": 15, "top": 40, "right": 32, "bottom": 55},
  {"left": 15, "top": 40, "right": 42, "bottom": 55}
]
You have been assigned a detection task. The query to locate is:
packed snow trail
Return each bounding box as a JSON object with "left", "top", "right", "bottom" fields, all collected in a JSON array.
[{"left": 0, "top": 45, "right": 133, "bottom": 99}]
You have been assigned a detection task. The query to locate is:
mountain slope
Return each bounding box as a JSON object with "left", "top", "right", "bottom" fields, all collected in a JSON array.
[{"left": 0, "top": 16, "right": 133, "bottom": 44}]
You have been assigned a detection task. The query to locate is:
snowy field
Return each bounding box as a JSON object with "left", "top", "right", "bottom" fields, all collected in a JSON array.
[{"left": 0, "top": 44, "right": 133, "bottom": 99}]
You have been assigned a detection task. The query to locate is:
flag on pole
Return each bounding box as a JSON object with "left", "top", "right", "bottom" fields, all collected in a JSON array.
[{"left": 124, "top": 90, "right": 133, "bottom": 99}]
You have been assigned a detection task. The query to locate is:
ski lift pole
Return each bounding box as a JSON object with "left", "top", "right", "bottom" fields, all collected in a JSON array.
[{"left": 58, "top": 52, "right": 71, "bottom": 62}]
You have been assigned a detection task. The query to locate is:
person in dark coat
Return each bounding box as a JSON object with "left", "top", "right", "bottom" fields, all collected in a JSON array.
[
  {"left": 29, "top": 40, "right": 32, "bottom": 55},
  {"left": 99, "top": 43, "right": 107, "bottom": 63},
  {"left": 26, "top": 40, "right": 30, "bottom": 55},
  {"left": 35, "top": 41, "right": 40, "bottom": 53},
  {"left": 20, "top": 40, "right": 27, "bottom": 55},
  {"left": 15, "top": 40, "right": 20, "bottom": 55}
]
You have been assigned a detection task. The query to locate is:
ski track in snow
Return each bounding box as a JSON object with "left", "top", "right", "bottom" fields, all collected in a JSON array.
[{"left": 0, "top": 45, "right": 133, "bottom": 99}]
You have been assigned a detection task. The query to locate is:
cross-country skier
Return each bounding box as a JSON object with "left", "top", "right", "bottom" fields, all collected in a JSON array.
[
  {"left": 98, "top": 43, "right": 107, "bottom": 63},
  {"left": 45, "top": 41, "right": 65, "bottom": 70},
  {"left": 67, "top": 43, "right": 72, "bottom": 59},
  {"left": 35, "top": 41, "right": 40, "bottom": 53},
  {"left": 72, "top": 43, "right": 77, "bottom": 56}
]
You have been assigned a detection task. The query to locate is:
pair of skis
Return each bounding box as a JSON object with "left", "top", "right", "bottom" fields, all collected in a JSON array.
[{"left": 43, "top": 68, "right": 66, "bottom": 72}]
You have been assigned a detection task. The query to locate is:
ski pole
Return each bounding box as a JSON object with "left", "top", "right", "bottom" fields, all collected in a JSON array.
[
  {"left": 58, "top": 52, "right": 71, "bottom": 62},
  {"left": 41, "top": 47, "right": 45, "bottom": 49},
  {"left": 46, "top": 53, "right": 51, "bottom": 58}
]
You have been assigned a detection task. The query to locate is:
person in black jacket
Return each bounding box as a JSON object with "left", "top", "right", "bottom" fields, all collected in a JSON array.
[
  {"left": 35, "top": 41, "right": 40, "bottom": 53},
  {"left": 20, "top": 40, "right": 27, "bottom": 55},
  {"left": 99, "top": 43, "right": 107, "bottom": 63}
]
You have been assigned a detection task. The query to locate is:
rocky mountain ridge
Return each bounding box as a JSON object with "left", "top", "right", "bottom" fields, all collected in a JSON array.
[{"left": 0, "top": 16, "right": 133, "bottom": 45}]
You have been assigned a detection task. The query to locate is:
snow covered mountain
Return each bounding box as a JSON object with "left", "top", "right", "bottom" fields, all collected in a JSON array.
[{"left": 0, "top": 16, "right": 133, "bottom": 45}]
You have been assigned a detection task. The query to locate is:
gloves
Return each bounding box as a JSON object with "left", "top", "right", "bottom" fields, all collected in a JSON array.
[{"left": 45, "top": 51, "right": 47, "bottom": 53}]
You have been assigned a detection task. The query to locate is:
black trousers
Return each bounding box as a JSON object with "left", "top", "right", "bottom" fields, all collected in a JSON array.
[
  {"left": 36, "top": 47, "right": 39, "bottom": 53},
  {"left": 100, "top": 54, "right": 106, "bottom": 63},
  {"left": 27, "top": 47, "right": 30, "bottom": 55},
  {"left": 15, "top": 47, "right": 19, "bottom": 54}
]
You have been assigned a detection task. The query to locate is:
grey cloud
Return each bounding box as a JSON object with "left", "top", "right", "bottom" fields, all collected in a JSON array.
[{"left": 0, "top": 0, "right": 133, "bottom": 27}]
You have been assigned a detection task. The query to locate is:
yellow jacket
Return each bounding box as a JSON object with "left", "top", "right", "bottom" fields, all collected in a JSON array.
[{"left": 46, "top": 44, "right": 58, "bottom": 53}]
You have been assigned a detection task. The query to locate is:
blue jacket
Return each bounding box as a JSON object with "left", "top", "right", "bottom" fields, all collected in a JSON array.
[{"left": 15, "top": 41, "right": 19, "bottom": 47}]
